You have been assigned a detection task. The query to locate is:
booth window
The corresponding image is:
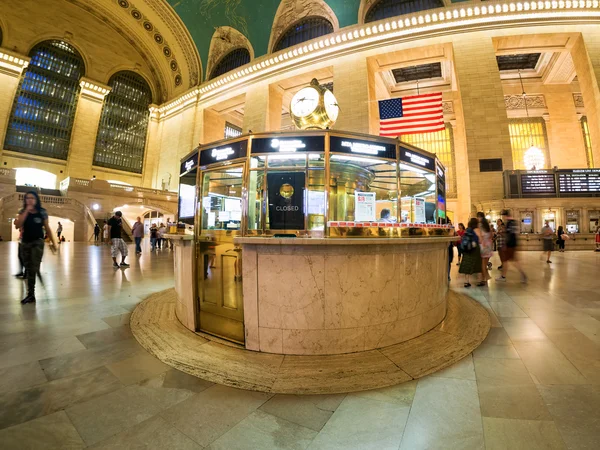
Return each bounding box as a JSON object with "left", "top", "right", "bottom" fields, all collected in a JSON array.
[
  {"left": 581, "top": 116, "right": 594, "bottom": 168},
  {"left": 273, "top": 17, "right": 333, "bottom": 53},
  {"left": 93, "top": 71, "right": 152, "bottom": 174},
  {"left": 209, "top": 48, "right": 251, "bottom": 80},
  {"left": 328, "top": 154, "right": 399, "bottom": 224},
  {"left": 365, "top": 0, "right": 445, "bottom": 23},
  {"left": 508, "top": 118, "right": 550, "bottom": 170},
  {"left": 401, "top": 123, "right": 457, "bottom": 198},
  {"left": 224, "top": 122, "right": 242, "bottom": 139},
  {"left": 4, "top": 40, "right": 85, "bottom": 160}
]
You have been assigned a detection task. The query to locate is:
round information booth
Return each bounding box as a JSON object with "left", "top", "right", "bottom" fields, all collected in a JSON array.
[{"left": 170, "top": 130, "right": 454, "bottom": 355}]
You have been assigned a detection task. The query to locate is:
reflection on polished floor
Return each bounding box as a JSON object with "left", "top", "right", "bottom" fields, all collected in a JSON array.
[{"left": 0, "top": 242, "right": 598, "bottom": 449}]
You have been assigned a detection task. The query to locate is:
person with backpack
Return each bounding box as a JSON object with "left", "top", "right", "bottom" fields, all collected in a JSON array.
[
  {"left": 496, "top": 210, "right": 527, "bottom": 283},
  {"left": 458, "top": 218, "right": 482, "bottom": 288}
]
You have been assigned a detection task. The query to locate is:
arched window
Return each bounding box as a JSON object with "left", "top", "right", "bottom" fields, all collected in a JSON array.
[
  {"left": 273, "top": 17, "right": 334, "bottom": 53},
  {"left": 365, "top": 0, "right": 445, "bottom": 23},
  {"left": 4, "top": 40, "right": 85, "bottom": 160},
  {"left": 209, "top": 48, "right": 251, "bottom": 80},
  {"left": 93, "top": 71, "right": 152, "bottom": 174}
]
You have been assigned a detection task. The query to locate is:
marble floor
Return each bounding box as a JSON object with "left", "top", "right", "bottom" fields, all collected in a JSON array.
[{"left": 0, "top": 242, "right": 598, "bottom": 449}]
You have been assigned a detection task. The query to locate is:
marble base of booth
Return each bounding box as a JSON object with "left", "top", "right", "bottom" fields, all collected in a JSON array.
[{"left": 130, "top": 289, "right": 490, "bottom": 395}]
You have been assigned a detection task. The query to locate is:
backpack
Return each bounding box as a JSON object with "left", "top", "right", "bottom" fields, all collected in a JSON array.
[
  {"left": 506, "top": 219, "right": 518, "bottom": 248},
  {"left": 460, "top": 230, "right": 479, "bottom": 253}
]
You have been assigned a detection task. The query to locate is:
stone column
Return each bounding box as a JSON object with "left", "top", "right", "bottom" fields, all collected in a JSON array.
[
  {"left": 332, "top": 55, "right": 378, "bottom": 134},
  {"left": 203, "top": 109, "right": 227, "bottom": 143},
  {"left": 141, "top": 105, "right": 162, "bottom": 188},
  {"left": 0, "top": 49, "right": 30, "bottom": 158},
  {"left": 65, "top": 78, "right": 111, "bottom": 179},
  {"left": 452, "top": 36, "right": 514, "bottom": 204},
  {"left": 544, "top": 88, "right": 587, "bottom": 168},
  {"left": 448, "top": 115, "right": 471, "bottom": 223},
  {"left": 242, "top": 83, "right": 283, "bottom": 133},
  {"left": 570, "top": 32, "right": 600, "bottom": 168}
]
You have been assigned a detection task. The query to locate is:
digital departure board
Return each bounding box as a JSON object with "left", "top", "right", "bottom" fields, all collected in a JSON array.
[
  {"left": 558, "top": 169, "right": 600, "bottom": 195},
  {"left": 520, "top": 172, "right": 556, "bottom": 195}
]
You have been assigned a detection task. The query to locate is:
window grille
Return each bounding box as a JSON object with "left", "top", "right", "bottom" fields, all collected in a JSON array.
[
  {"left": 401, "top": 123, "right": 457, "bottom": 198},
  {"left": 93, "top": 71, "right": 152, "bottom": 174},
  {"left": 365, "top": 0, "right": 445, "bottom": 23},
  {"left": 273, "top": 17, "right": 333, "bottom": 53},
  {"left": 209, "top": 48, "right": 251, "bottom": 80},
  {"left": 224, "top": 122, "right": 242, "bottom": 139},
  {"left": 4, "top": 40, "right": 85, "bottom": 160},
  {"left": 508, "top": 118, "right": 550, "bottom": 170},
  {"left": 581, "top": 116, "right": 594, "bottom": 168}
]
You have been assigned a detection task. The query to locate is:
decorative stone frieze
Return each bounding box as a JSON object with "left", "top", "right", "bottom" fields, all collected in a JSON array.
[
  {"left": 0, "top": 50, "right": 30, "bottom": 77},
  {"left": 573, "top": 93, "right": 585, "bottom": 108},
  {"left": 442, "top": 101, "right": 454, "bottom": 114},
  {"left": 79, "top": 78, "right": 112, "bottom": 102},
  {"left": 504, "top": 94, "right": 546, "bottom": 110}
]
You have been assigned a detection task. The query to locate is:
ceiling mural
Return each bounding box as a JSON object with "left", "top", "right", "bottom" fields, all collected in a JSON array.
[{"left": 167, "top": 0, "right": 362, "bottom": 69}]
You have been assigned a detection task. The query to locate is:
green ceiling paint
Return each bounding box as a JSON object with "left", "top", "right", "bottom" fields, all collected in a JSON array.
[{"left": 167, "top": 0, "right": 362, "bottom": 77}]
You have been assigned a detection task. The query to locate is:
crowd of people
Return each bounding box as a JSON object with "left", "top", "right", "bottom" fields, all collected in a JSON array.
[{"left": 452, "top": 209, "right": 529, "bottom": 287}]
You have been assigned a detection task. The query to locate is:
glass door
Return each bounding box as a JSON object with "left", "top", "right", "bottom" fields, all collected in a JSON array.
[{"left": 197, "top": 165, "right": 245, "bottom": 344}]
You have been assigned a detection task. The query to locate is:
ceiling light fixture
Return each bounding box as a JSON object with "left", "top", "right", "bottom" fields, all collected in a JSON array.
[{"left": 518, "top": 69, "right": 545, "bottom": 170}]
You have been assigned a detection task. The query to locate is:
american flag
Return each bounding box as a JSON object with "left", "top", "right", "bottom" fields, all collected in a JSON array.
[{"left": 378, "top": 93, "right": 444, "bottom": 137}]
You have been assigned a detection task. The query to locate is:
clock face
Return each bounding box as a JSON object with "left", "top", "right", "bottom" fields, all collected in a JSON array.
[
  {"left": 324, "top": 90, "right": 339, "bottom": 122},
  {"left": 291, "top": 87, "right": 320, "bottom": 118}
]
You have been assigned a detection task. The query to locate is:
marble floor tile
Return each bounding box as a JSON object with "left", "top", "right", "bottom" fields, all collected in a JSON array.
[
  {"left": 481, "top": 327, "right": 513, "bottom": 346},
  {"left": 537, "top": 384, "right": 600, "bottom": 450},
  {"left": 0, "top": 411, "right": 85, "bottom": 450},
  {"left": 39, "top": 338, "right": 144, "bottom": 381},
  {"left": 209, "top": 410, "right": 317, "bottom": 450},
  {"left": 430, "top": 354, "right": 476, "bottom": 380},
  {"left": 76, "top": 324, "right": 133, "bottom": 349},
  {"left": 489, "top": 301, "right": 529, "bottom": 318},
  {"left": 473, "top": 358, "right": 534, "bottom": 386},
  {"left": 106, "top": 350, "right": 170, "bottom": 385},
  {"left": 132, "top": 369, "right": 213, "bottom": 410},
  {"left": 0, "top": 361, "right": 47, "bottom": 394},
  {"left": 160, "top": 384, "right": 272, "bottom": 446},
  {"left": 500, "top": 318, "right": 548, "bottom": 342},
  {"left": 88, "top": 415, "right": 201, "bottom": 450},
  {"left": 483, "top": 417, "right": 566, "bottom": 450},
  {"left": 350, "top": 380, "right": 417, "bottom": 406},
  {"left": 400, "top": 377, "right": 484, "bottom": 450},
  {"left": 478, "top": 383, "right": 552, "bottom": 420},
  {"left": 0, "top": 335, "right": 86, "bottom": 369},
  {"left": 101, "top": 312, "right": 132, "bottom": 328},
  {"left": 0, "top": 366, "right": 122, "bottom": 430},
  {"left": 473, "top": 344, "right": 521, "bottom": 359},
  {"left": 66, "top": 385, "right": 163, "bottom": 446},
  {"left": 513, "top": 341, "right": 588, "bottom": 385},
  {"left": 259, "top": 394, "right": 338, "bottom": 432},
  {"left": 308, "top": 395, "right": 410, "bottom": 450}
]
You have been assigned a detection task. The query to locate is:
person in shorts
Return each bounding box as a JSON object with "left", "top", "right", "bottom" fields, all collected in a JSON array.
[
  {"left": 107, "top": 211, "right": 129, "bottom": 269},
  {"left": 496, "top": 210, "right": 527, "bottom": 283},
  {"left": 541, "top": 221, "right": 554, "bottom": 263}
]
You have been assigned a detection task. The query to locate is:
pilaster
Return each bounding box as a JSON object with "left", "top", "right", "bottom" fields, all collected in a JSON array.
[
  {"left": 65, "top": 77, "right": 111, "bottom": 179},
  {"left": 242, "top": 82, "right": 282, "bottom": 133},
  {"left": 0, "top": 49, "right": 30, "bottom": 158},
  {"left": 142, "top": 105, "right": 162, "bottom": 188},
  {"left": 452, "top": 36, "right": 513, "bottom": 205}
]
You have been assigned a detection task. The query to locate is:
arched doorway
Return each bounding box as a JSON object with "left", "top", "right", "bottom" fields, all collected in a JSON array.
[{"left": 15, "top": 168, "right": 57, "bottom": 190}]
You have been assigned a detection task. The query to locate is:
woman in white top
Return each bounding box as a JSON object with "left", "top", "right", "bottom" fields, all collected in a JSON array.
[{"left": 102, "top": 221, "right": 108, "bottom": 244}]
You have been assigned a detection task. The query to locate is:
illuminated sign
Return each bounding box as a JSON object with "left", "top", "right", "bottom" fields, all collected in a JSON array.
[
  {"left": 211, "top": 147, "right": 235, "bottom": 160},
  {"left": 331, "top": 136, "right": 396, "bottom": 159},
  {"left": 399, "top": 147, "right": 435, "bottom": 171},
  {"left": 558, "top": 169, "right": 600, "bottom": 195},
  {"left": 252, "top": 136, "right": 325, "bottom": 154},
  {"left": 520, "top": 172, "right": 556, "bottom": 195},
  {"left": 200, "top": 139, "right": 248, "bottom": 166},
  {"left": 270, "top": 139, "right": 306, "bottom": 152},
  {"left": 179, "top": 151, "right": 198, "bottom": 175}
]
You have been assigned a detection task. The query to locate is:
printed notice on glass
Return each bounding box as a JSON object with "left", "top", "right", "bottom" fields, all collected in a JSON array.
[
  {"left": 415, "top": 197, "right": 426, "bottom": 223},
  {"left": 355, "top": 192, "right": 376, "bottom": 222}
]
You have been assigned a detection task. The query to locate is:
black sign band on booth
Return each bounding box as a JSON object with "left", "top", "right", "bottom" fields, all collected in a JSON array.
[
  {"left": 180, "top": 151, "right": 198, "bottom": 175},
  {"left": 399, "top": 146, "right": 435, "bottom": 171},
  {"left": 200, "top": 139, "right": 248, "bottom": 166},
  {"left": 330, "top": 136, "right": 396, "bottom": 160},
  {"left": 251, "top": 136, "right": 325, "bottom": 154}
]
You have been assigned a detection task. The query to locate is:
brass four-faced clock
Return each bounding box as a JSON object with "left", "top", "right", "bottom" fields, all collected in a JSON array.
[{"left": 290, "top": 78, "right": 339, "bottom": 130}]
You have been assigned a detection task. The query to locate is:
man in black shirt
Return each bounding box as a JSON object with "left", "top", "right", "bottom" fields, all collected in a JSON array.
[{"left": 107, "top": 211, "right": 130, "bottom": 269}]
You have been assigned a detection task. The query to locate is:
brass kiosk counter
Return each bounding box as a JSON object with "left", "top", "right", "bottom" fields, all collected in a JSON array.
[{"left": 172, "top": 130, "right": 454, "bottom": 355}]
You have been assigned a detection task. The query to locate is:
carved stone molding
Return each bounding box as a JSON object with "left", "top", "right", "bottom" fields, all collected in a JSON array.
[
  {"left": 504, "top": 94, "right": 546, "bottom": 110},
  {"left": 0, "top": 49, "right": 30, "bottom": 78},
  {"left": 79, "top": 77, "right": 112, "bottom": 102},
  {"left": 268, "top": 0, "right": 340, "bottom": 53},
  {"left": 206, "top": 27, "right": 254, "bottom": 81},
  {"left": 573, "top": 93, "right": 584, "bottom": 108},
  {"left": 442, "top": 101, "right": 454, "bottom": 114}
]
